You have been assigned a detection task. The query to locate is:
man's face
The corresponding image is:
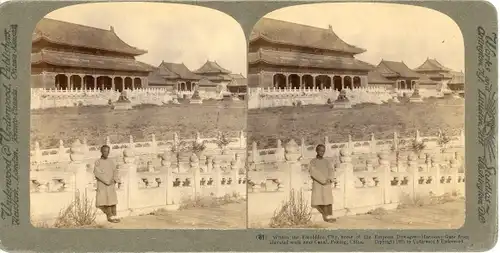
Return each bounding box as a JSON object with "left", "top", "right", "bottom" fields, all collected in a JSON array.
[
  {"left": 316, "top": 146, "right": 325, "bottom": 157},
  {"left": 101, "top": 147, "right": 110, "bottom": 158}
]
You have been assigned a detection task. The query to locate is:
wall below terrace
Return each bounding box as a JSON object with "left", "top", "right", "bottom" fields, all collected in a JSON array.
[
  {"left": 30, "top": 141, "right": 247, "bottom": 223},
  {"left": 30, "top": 88, "right": 228, "bottom": 109},
  {"left": 247, "top": 132, "right": 465, "bottom": 226},
  {"left": 247, "top": 87, "right": 457, "bottom": 109}
]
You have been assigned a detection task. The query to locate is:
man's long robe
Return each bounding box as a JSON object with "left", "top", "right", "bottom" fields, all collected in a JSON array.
[
  {"left": 93, "top": 158, "right": 119, "bottom": 207},
  {"left": 309, "top": 158, "right": 335, "bottom": 206}
]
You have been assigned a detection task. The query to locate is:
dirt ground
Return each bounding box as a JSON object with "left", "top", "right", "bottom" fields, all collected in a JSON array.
[
  {"left": 250, "top": 199, "right": 465, "bottom": 229},
  {"left": 30, "top": 100, "right": 246, "bottom": 148},
  {"left": 248, "top": 97, "right": 465, "bottom": 149},
  {"left": 98, "top": 202, "right": 247, "bottom": 229}
]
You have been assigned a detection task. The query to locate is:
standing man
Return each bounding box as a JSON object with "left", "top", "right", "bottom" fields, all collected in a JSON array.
[
  {"left": 309, "top": 144, "right": 336, "bottom": 222},
  {"left": 94, "top": 145, "right": 121, "bottom": 223}
]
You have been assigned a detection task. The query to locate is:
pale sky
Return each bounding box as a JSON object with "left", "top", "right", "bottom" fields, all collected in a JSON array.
[
  {"left": 45, "top": 3, "right": 247, "bottom": 76},
  {"left": 44, "top": 2, "right": 465, "bottom": 74},
  {"left": 265, "top": 3, "right": 465, "bottom": 72}
]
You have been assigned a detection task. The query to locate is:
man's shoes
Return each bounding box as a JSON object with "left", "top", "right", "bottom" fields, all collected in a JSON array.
[
  {"left": 107, "top": 216, "right": 121, "bottom": 223},
  {"left": 325, "top": 215, "right": 336, "bottom": 222}
]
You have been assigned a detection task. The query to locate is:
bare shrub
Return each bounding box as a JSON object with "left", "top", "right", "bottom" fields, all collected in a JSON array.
[
  {"left": 269, "top": 189, "right": 312, "bottom": 228},
  {"left": 53, "top": 191, "right": 97, "bottom": 228}
]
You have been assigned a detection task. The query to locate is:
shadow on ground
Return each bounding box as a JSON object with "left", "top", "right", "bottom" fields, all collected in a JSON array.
[{"left": 99, "top": 202, "right": 247, "bottom": 229}]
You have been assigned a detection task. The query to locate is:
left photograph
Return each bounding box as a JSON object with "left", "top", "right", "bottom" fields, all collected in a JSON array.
[{"left": 29, "top": 2, "right": 248, "bottom": 229}]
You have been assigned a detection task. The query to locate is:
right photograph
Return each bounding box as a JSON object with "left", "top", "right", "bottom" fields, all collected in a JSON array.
[{"left": 246, "top": 3, "right": 465, "bottom": 229}]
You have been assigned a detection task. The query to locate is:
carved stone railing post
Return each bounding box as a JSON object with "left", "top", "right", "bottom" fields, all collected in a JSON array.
[
  {"left": 251, "top": 141, "right": 258, "bottom": 164},
  {"left": 151, "top": 133, "right": 157, "bottom": 154},
  {"left": 450, "top": 155, "right": 460, "bottom": 192},
  {"left": 213, "top": 156, "right": 222, "bottom": 197},
  {"left": 276, "top": 139, "right": 285, "bottom": 161},
  {"left": 199, "top": 153, "right": 207, "bottom": 172},
  {"left": 129, "top": 135, "right": 134, "bottom": 149},
  {"left": 415, "top": 129, "right": 421, "bottom": 143},
  {"left": 324, "top": 136, "right": 332, "bottom": 156},
  {"left": 195, "top": 131, "right": 201, "bottom": 144},
  {"left": 231, "top": 158, "right": 240, "bottom": 193},
  {"left": 431, "top": 154, "right": 442, "bottom": 196},
  {"left": 124, "top": 148, "right": 137, "bottom": 208},
  {"left": 34, "top": 141, "right": 42, "bottom": 166},
  {"left": 206, "top": 156, "right": 213, "bottom": 173},
  {"left": 82, "top": 137, "right": 89, "bottom": 155},
  {"left": 58, "top": 140, "right": 66, "bottom": 161},
  {"left": 285, "top": 139, "right": 302, "bottom": 195},
  {"left": 106, "top": 136, "right": 111, "bottom": 148},
  {"left": 347, "top": 134, "right": 354, "bottom": 156},
  {"left": 370, "top": 133, "right": 376, "bottom": 153},
  {"left": 300, "top": 137, "right": 306, "bottom": 157},
  {"left": 425, "top": 153, "right": 431, "bottom": 172},
  {"left": 173, "top": 132, "right": 179, "bottom": 149},
  {"left": 396, "top": 152, "right": 405, "bottom": 172},
  {"left": 377, "top": 151, "right": 392, "bottom": 204},
  {"left": 160, "top": 150, "right": 174, "bottom": 205},
  {"left": 407, "top": 153, "right": 419, "bottom": 199},
  {"left": 190, "top": 153, "right": 200, "bottom": 197},
  {"left": 239, "top": 130, "right": 246, "bottom": 149},
  {"left": 338, "top": 148, "right": 354, "bottom": 209},
  {"left": 392, "top": 132, "right": 399, "bottom": 152},
  {"left": 70, "top": 139, "right": 87, "bottom": 197}
]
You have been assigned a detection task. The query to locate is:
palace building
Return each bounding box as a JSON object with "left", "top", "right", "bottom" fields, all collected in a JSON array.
[
  {"left": 227, "top": 73, "right": 247, "bottom": 94},
  {"left": 147, "top": 61, "right": 203, "bottom": 91},
  {"left": 149, "top": 60, "right": 247, "bottom": 94},
  {"left": 373, "top": 60, "right": 421, "bottom": 89},
  {"left": 248, "top": 18, "right": 373, "bottom": 90},
  {"left": 448, "top": 71, "right": 465, "bottom": 91},
  {"left": 414, "top": 58, "right": 464, "bottom": 91},
  {"left": 194, "top": 60, "right": 233, "bottom": 85},
  {"left": 367, "top": 70, "right": 394, "bottom": 88},
  {"left": 31, "top": 18, "right": 153, "bottom": 90}
]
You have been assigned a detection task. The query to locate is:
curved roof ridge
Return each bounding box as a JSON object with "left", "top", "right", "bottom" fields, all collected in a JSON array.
[
  {"left": 250, "top": 17, "right": 365, "bottom": 54},
  {"left": 33, "top": 18, "right": 147, "bottom": 56}
]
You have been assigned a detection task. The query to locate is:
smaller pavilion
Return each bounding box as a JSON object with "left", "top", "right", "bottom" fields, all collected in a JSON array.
[
  {"left": 367, "top": 70, "right": 393, "bottom": 88},
  {"left": 147, "top": 61, "right": 203, "bottom": 91},
  {"left": 227, "top": 73, "right": 247, "bottom": 94},
  {"left": 194, "top": 60, "right": 233, "bottom": 85},
  {"left": 448, "top": 71, "right": 465, "bottom": 91},
  {"left": 374, "top": 60, "right": 421, "bottom": 89}
]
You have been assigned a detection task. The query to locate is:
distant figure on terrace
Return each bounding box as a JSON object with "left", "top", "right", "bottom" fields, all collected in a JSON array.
[
  {"left": 309, "top": 144, "right": 336, "bottom": 222},
  {"left": 94, "top": 145, "right": 121, "bottom": 223}
]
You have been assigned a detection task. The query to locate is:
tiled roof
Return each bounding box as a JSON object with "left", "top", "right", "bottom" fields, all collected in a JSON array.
[
  {"left": 198, "top": 78, "right": 217, "bottom": 86},
  {"left": 414, "top": 58, "right": 452, "bottom": 72},
  {"left": 33, "top": 18, "right": 147, "bottom": 56},
  {"left": 148, "top": 68, "right": 168, "bottom": 85},
  {"left": 250, "top": 18, "right": 365, "bottom": 54},
  {"left": 367, "top": 70, "right": 392, "bottom": 84},
  {"left": 158, "top": 61, "right": 203, "bottom": 80},
  {"left": 194, "top": 60, "right": 231, "bottom": 74},
  {"left": 248, "top": 48, "right": 373, "bottom": 71},
  {"left": 228, "top": 73, "right": 247, "bottom": 86},
  {"left": 417, "top": 73, "right": 439, "bottom": 85},
  {"left": 31, "top": 49, "right": 153, "bottom": 72},
  {"left": 376, "top": 60, "right": 421, "bottom": 79}
]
